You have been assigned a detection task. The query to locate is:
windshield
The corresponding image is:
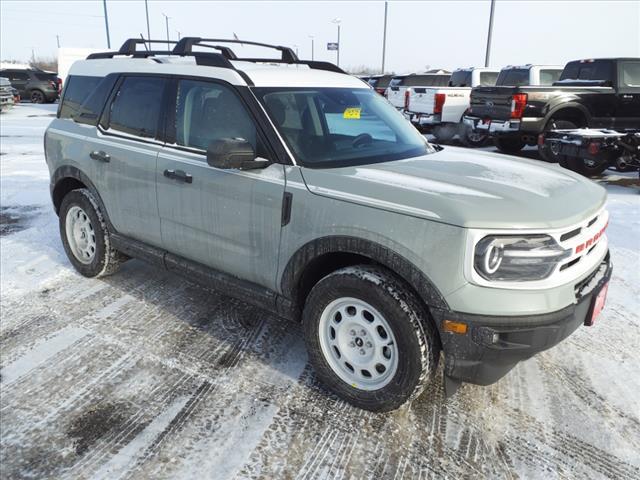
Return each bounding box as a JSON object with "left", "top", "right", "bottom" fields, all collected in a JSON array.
[{"left": 253, "top": 87, "right": 432, "bottom": 168}]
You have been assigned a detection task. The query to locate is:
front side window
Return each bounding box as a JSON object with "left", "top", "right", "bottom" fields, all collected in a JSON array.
[
  {"left": 254, "top": 87, "right": 431, "bottom": 168},
  {"left": 620, "top": 61, "right": 640, "bottom": 88},
  {"left": 107, "top": 76, "right": 165, "bottom": 138},
  {"left": 479, "top": 71, "right": 499, "bottom": 86},
  {"left": 175, "top": 79, "right": 258, "bottom": 152},
  {"left": 539, "top": 69, "right": 562, "bottom": 85}
]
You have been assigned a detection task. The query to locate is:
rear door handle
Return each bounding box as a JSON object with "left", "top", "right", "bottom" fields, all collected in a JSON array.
[
  {"left": 89, "top": 150, "right": 110, "bottom": 162},
  {"left": 163, "top": 169, "right": 193, "bottom": 184}
]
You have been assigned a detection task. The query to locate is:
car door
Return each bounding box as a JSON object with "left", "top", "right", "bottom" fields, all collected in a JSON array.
[
  {"left": 91, "top": 74, "right": 166, "bottom": 247},
  {"left": 615, "top": 60, "right": 640, "bottom": 129},
  {"left": 156, "top": 78, "right": 285, "bottom": 290}
]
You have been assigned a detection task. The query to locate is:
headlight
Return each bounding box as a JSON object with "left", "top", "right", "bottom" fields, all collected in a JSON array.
[{"left": 474, "top": 235, "right": 570, "bottom": 281}]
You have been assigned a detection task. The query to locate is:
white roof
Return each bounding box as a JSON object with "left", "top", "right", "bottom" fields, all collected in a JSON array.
[{"left": 67, "top": 56, "right": 367, "bottom": 89}]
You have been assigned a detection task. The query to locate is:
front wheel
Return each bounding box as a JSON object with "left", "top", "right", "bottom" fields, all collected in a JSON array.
[
  {"left": 59, "top": 189, "right": 127, "bottom": 277},
  {"left": 493, "top": 136, "right": 525, "bottom": 154},
  {"left": 303, "top": 265, "right": 440, "bottom": 412}
]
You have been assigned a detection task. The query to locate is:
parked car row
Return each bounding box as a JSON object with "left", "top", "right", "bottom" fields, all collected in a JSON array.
[
  {"left": 0, "top": 67, "right": 61, "bottom": 103},
  {"left": 0, "top": 77, "right": 17, "bottom": 112},
  {"left": 361, "top": 57, "right": 640, "bottom": 176}
]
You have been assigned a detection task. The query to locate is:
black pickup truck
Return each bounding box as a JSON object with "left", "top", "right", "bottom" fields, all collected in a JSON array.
[{"left": 463, "top": 58, "right": 640, "bottom": 161}]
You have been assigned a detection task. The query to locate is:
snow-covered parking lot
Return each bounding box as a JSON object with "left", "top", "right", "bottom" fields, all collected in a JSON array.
[{"left": 1, "top": 103, "right": 639, "bottom": 479}]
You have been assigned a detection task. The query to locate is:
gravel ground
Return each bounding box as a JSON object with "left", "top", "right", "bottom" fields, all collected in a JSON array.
[{"left": 1, "top": 103, "right": 639, "bottom": 480}]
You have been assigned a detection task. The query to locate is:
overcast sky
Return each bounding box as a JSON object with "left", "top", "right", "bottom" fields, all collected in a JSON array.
[{"left": 1, "top": 0, "right": 638, "bottom": 73}]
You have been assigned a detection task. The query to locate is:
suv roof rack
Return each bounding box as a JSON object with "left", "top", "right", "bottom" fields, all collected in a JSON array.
[{"left": 86, "top": 37, "right": 347, "bottom": 76}]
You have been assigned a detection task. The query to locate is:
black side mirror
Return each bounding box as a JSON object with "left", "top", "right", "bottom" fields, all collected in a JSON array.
[{"left": 206, "top": 138, "right": 269, "bottom": 170}]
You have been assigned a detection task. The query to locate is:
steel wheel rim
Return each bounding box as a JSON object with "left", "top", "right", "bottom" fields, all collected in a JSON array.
[
  {"left": 65, "top": 206, "right": 96, "bottom": 264},
  {"left": 318, "top": 297, "right": 398, "bottom": 391}
]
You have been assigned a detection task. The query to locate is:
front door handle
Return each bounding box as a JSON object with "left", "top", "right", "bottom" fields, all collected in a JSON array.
[
  {"left": 164, "top": 169, "right": 193, "bottom": 184},
  {"left": 89, "top": 150, "right": 110, "bottom": 162}
]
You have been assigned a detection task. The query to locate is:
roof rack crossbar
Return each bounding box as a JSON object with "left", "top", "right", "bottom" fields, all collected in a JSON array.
[
  {"left": 119, "top": 38, "right": 179, "bottom": 55},
  {"left": 173, "top": 37, "right": 298, "bottom": 62}
]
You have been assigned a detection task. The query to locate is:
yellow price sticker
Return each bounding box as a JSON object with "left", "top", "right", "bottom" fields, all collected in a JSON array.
[{"left": 343, "top": 107, "right": 361, "bottom": 119}]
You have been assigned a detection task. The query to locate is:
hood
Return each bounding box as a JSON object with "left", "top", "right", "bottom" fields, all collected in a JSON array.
[{"left": 300, "top": 147, "right": 607, "bottom": 230}]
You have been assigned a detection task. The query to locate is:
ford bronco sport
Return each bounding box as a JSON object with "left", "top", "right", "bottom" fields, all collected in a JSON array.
[{"left": 45, "top": 38, "right": 612, "bottom": 412}]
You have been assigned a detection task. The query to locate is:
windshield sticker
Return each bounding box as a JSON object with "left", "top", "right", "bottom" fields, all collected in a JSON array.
[{"left": 343, "top": 107, "right": 361, "bottom": 119}]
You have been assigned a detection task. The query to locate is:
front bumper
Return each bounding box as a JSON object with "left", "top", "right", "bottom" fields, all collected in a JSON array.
[{"left": 432, "top": 252, "right": 612, "bottom": 389}]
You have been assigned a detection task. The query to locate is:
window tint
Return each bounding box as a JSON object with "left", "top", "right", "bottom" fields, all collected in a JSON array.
[
  {"left": 107, "top": 76, "right": 165, "bottom": 138},
  {"left": 5, "top": 71, "right": 29, "bottom": 81},
  {"left": 449, "top": 70, "right": 472, "bottom": 87},
  {"left": 621, "top": 62, "right": 640, "bottom": 87},
  {"left": 59, "top": 75, "right": 102, "bottom": 120},
  {"left": 539, "top": 69, "right": 562, "bottom": 85},
  {"left": 376, "top": 75, "right": 393, "bottom": 89},
  {"left": 389, "top": 76, "right": 407, "bottom": 87},
  {"left": 403, "top": 75, "right": 450, "bottom": 87},
  {"left": 479, "top": 71, "right": 499, "bottom": 86},
  {"left": 496, "top": 69, "right": 529, "bottom": 86},
  {"left": 558, "top": 61, "right": 614, "bottom": 84},
  {"left": 35, "top": 72, "right": 56, "bottom": 81},
  {"left": 175, "top": 79, "right": 257, "bottom": 152},
  {"left": 367, "top": 77, "right": 380, "bottom": 87}
]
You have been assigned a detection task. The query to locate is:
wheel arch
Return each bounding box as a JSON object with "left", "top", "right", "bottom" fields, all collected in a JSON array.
[
  {"left": 51, "top": 166, "right": 114, "bottom": 231},
  {"left": 280, "top": 236, "right": 450, "bottom": 321},
  {"left": 545, "top": 103, "right": 591, "bottom": 129}
]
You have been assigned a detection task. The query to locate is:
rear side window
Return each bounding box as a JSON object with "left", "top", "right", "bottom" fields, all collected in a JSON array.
[
  {"left": 389, "top": 76, "right": 406, "bottom": 88},
  {"left": 558, "top": 61, "right": 613, "bottom": 84},
  {"left": 620, "top": 62, "right": 640, "bottom": 88},
  {"left": 449, "top": 70, "right": 472, "bottom": 87},
  {"left": 404, "top": 75, "right": 450, "bottom": 87},
  {"left": 35, "top": 72, "right": 56, "bottom": 81},
  {"left": 376, "top": 75, "right": 393, "bottom": 89},
  {"left": 4, "top": 71, "right": 29, "bottom": 82},
  {"left": 367, "top": 77, "right": 380, "bottom": 87},
  {"left": 106, "top": 76, "right": 166, "bottom": 138},
  {"left": 496, "top": 69, "right": 529, "bottom": 86},
  {"left": 59, "top": 75, "right": 102, "bottom": 120},
  {"left": 479, "top": 71, "right": 499, "bottom": 86},
  {"left": 539, "top": 69, "right": 562, "bottom": 85}
]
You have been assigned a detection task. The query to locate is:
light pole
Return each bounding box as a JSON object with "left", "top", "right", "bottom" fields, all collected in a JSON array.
[
  {"left": 484, "top": 0, "right": 496, "bottom": 67},
  {"left": 162, "top": 13, "right": 171, "bottom": 51},
  {"left": 102, "top": 0, "right": 111, "bottom": 48},
  {"left": 381, "top": 1, "right": 388, "bottom": 73},
  {"left": 293, "top": 44, "right": 299, "bottom": 57},
  {"left": 144, "top": 0, "right": 151, "bottom": 40},
  {"left": 332, "top": 18, "right": 341, "bottom": 67},
  {"left": 176, "top": 30, "right": 181, "bottom": 40},
  {"left": 309, "top": 35, "right": 314, "bottom": 61}
]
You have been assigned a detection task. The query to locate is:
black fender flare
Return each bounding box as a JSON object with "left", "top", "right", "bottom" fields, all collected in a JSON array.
[
  {"left": 50, "top": 165, "right": 116, "bottom": 232},
  {"left": 543, "top": 101, "right": 592, "bottom": 129},
  {"left": 280, "top": 235, "right": 450, "bottom": 314}
]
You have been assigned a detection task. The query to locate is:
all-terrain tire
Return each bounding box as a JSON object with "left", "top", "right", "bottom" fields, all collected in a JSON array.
[
  {"left": 458, "top": 122, "right": 488, "bottom": 147},
  {"left": 559, "top": 155, "right": 609, "bottom": 177},
  {"left": 29, "top": 89, "right": 45, "bottom": 104},
  {"left": 303, "top": 265, "right": 440, "bottom": 412},
  {"left": 493, "top": 136, "right": 525, "bottom": 154},
  {"left": 59, "top": 189, "right": 127, "bottom": 277}
]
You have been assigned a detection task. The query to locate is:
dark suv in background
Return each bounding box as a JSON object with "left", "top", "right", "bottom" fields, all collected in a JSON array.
[{"left": 0, "top": 68, "right": 61, "bottom": 103}]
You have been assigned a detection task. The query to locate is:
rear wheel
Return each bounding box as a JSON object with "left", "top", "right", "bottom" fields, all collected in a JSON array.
[
  {"left": 458, "top": 122, "right": 488, "bottom": 147},
  {"left": 59, "top": 189, "right": 127, "bottom": 277},
  {"left": 29, "top": 89, "right": 45, "bottom": 104},
  {"left": 559, "top": 155, "right": 608, "bottom": 177},
  {"left": 539, "top": 119, "right": 578, "bottom": 162},
  {"left": 303, "top": 265, "right": 439, "bottom": 412},
  {"left": 432, "top": 124, "right": 457, "bottom": 143},
  {"left": 493, "top": 136, "right": 525, "bottom": 154}
]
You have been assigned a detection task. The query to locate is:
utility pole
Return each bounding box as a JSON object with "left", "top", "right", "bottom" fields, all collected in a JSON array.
[
  {"left": 381, "top": 1, "right": 388, "bottom": 73},
  {"left": 309, "top": 35, "right": 314, "bottom": 60},
  {"left": 144, "top": 0, "right": 151, "bottom": 40},
  {"left": 484, "top": 0, "right": 496, "bottom": 67},
  {"left": 103, "top": 0, "right": 111, "bottom": 48},
  {"left": 162, "top": 13, "right": 170, "bottom": 51},
  {"left": 332, "top": 18, "right": 341, "bottom": 67},
  {"left": 56, "top": 35, "right": 60, "bottom": 48}
]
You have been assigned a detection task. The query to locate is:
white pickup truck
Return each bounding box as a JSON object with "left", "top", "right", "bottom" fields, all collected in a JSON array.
[
  {"left": 403, "top": 67, "right": 500, "bottom": 145},
  {"left": 385, "top": 72, "right": 450, "bottom": 110}
]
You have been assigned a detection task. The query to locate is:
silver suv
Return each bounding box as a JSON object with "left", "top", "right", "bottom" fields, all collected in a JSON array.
[{"left": 44, "top": 38, "right": 612, "bottom": 411}]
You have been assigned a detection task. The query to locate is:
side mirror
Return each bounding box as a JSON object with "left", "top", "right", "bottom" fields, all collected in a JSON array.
[{"left": 206, "top": 138, "right": 269, "bottom": 170}]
